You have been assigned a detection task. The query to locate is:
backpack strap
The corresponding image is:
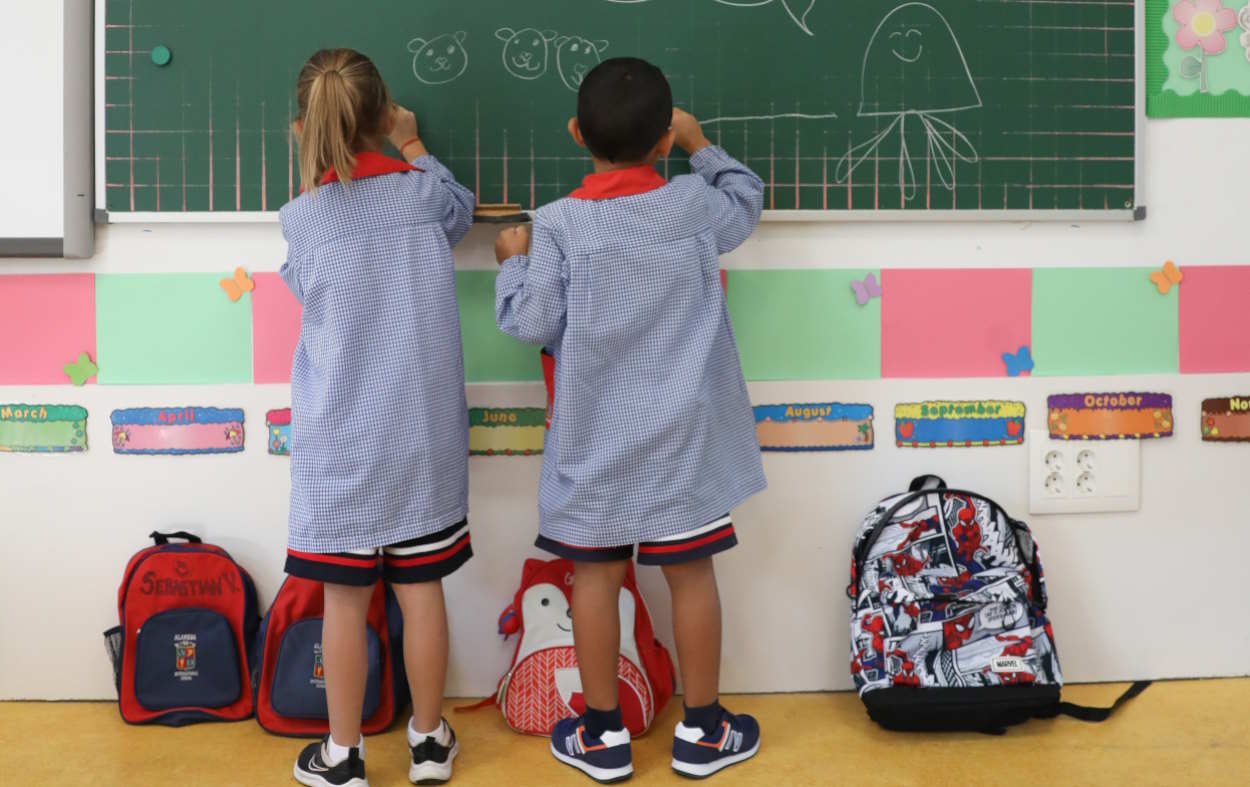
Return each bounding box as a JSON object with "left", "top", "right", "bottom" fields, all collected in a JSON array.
[
  {"left": 149, "top": 530, "right": 202, "bottom": 545},
  {"left": 452, "top": 673, "right": 506, "bottom": 714},
  {"left": 1036, "top": 681, "right": 1152, "bottom": 723},
  {"left": 1004, "top": 517, "right": 1048, "bottom": 609},
  {"left": 453, "top": 696, "right": 498, "bottom": 713}
]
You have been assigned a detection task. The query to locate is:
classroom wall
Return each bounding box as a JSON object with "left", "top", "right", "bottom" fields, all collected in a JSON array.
[{"left": 3, "top": 114, "right": 1250, "bottom": 700}]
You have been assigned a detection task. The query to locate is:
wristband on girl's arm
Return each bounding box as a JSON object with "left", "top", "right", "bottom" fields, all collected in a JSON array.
[{"left": 398, "top": 137, "right": 423, "bottom": 158}]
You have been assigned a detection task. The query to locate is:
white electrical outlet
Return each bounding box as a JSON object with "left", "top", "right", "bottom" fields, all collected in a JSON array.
[{"left": 1028, "top": 429, "right": 1140, "bottom": 515}]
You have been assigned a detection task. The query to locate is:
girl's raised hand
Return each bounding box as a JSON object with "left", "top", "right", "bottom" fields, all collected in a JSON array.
[{"left": 389, "top": 105, "right": 424, "bottom": 157}]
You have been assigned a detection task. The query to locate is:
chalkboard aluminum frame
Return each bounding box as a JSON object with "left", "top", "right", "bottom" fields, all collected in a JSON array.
[{"left": 92, "top": 3, "right": 1146, "bottom": 225}]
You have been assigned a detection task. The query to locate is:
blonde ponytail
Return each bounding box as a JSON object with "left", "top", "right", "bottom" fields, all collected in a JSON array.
[{"left": 295, "top": 49, "right": 392, "bottom": 193}]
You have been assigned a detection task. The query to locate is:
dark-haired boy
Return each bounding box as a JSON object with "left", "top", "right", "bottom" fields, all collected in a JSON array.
[{"left": 493, "top": 57, "right": 766, "bottom": 782}]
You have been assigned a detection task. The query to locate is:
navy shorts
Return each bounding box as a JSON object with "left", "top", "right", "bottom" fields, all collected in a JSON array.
[
  {"left": 285, "top": 519, "right": 472, "bottom": 586},
  {"left": 535, "top": 515, "right": 737, "bottom": 566}
]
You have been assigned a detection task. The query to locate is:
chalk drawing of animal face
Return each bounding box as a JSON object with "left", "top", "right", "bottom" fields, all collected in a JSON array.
[
  {"left": 408, "top": 31, "right": 469, "bottom": 85},
  {"left": 495, "top": 27, "right": 557, "bottom": 80},
  {"left": 554, "top": 35, "right": 609, "bottom": 91}
]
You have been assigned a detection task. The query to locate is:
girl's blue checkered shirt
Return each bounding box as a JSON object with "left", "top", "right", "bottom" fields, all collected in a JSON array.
[{"left": 280, "top": 155, "right": 474, "bottom": 553}]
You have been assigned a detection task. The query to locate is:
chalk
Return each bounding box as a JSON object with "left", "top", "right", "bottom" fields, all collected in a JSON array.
[
  {"left": 151, "top": 45, "right": 172, "bottom": 67},
  {"left": 474, "top": 203, "right": 531, "bottom": 223}
]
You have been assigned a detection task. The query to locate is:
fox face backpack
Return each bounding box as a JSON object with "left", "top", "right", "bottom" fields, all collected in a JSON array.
[
  {"left": 848, "top": 476, "right": 1148, "bottom": 733},
  {"left": 478, "top": 558, "right": 675, "bottom": 737},
  {"left": 104, "top": 532, "right": 260, "bottom": 726},
  {"left": 252, "top": 576, "right": 407, "bottom": 736}
]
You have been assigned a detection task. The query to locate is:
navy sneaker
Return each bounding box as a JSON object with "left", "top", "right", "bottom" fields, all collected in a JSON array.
[
  {"left": 293, "top": 736, "right": 368, "bottom": 787},
  {"left": 671, "top": 709, "right": 760, "bottom": 779},
  {"left": 550, "top": 715, "right": 634, "bottom": 783}
]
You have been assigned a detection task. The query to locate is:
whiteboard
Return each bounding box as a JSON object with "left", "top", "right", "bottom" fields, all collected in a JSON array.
[
  {"left": 0, "top": 3, "right": 64, "bottom": 242},
  {"left": 0, "top": 1, "right": 93, "bottom": 258}
]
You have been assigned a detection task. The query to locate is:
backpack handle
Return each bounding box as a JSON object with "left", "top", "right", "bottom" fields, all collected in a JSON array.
[
  {"left": 851, "top": 487, "right": 1045, "bottom": 606},
  {"left": 908, "top": 475, "right": 947, "bottom": 492},
  {"left": 150, "top": 530, "right": 202, "bottom": 545}
]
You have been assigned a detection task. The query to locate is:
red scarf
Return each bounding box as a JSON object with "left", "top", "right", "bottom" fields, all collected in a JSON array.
[
  {"left": 320, "top": 151, "right": 421, "bottom": 185},
  {"left": 568, "top": 164, "right": 667, "bottom": 200}
]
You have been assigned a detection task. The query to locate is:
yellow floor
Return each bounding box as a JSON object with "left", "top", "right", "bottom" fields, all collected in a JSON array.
[{"left": 3, "top": 680, "right": 1247, "bottom": 786}]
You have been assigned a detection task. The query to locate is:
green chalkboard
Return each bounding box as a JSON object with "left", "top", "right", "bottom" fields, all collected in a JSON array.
[{"left": 104, "top": 0, "right": 1137, "bottom": 215}]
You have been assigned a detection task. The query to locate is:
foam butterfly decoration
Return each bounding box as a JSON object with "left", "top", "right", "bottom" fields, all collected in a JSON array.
[
  {"left": 1002, "top": 346, "right": 1034, "bottom": 377},
  {"left": 850, "top": 273, "right": 883, "bottom": 306},
  {"left": 64, "top": 351, "right": 99, "bottom": 386},
  {"left": 220, "top": 267, "right": 255, "bottom": 302},
  {"left": 1149, "top": 260, "right": 1182, "bottom": 295}
]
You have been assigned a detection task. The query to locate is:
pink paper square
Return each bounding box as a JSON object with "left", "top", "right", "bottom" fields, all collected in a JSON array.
[
  {"left": 882, "top": 268, "right": 1033, "bottom": 378},
  {"left": 1179, "top": 266, "right": 1250, "bottom": 373},
  {"left": 251, "top": 272, "right": 302, "bottom": 384},
  {"left": 0, "top": 274, "right": 97, "bottom": 384}
]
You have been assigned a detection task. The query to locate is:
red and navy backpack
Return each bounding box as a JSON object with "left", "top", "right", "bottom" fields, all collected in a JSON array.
[
  {"left": 849, "top": 476, "right": 1148, "bottom": 733},
  {"left": 104, "top": 532, "right": 260, "bottom": 726},
  {"left": 252, "top": 576, "right": 408, "bottom": 736}
]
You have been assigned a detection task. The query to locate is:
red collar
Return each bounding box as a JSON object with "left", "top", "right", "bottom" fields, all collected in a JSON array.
[
  {"left": 568, "top": 164, "right": 667, "bottom": 200},
  {"left": 320, "top": 151, "right": 421, "bottom": 185}
]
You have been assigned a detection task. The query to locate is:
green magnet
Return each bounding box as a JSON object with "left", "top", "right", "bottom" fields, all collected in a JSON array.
[{"left": 151, "top": 45, "right": 172, "bottom": 67}]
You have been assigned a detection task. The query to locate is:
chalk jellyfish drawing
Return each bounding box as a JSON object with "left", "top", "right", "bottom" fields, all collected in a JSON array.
[
  {"left": 555, "top": 36, "right": 609, "bottom": 91},
  {"left": 408, "top": 32, "right": 469, "bottom": 85},
  {"left": 835, "top": 3, "right": 981, "bottom": 201},
  {"left": 606, "top": 0, "right": 816, "bottom": 36},
  {"left": 496, "top": 27, "right": 558, "bottom": 80}
]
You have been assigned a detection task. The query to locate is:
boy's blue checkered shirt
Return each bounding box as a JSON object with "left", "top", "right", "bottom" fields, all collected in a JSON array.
[
  {"left": 279, "top": 155, "right": 474, "bottom": 553},
  {"left": 496, "top": 146, "right": 767, "bottom": 547}
]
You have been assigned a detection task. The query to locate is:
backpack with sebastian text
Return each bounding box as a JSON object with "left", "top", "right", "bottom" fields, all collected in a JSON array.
[
  {"left": 104, "top": 531, "right": 260, "bottom": 726},
  {"left": 252, "top": 576, "right": 408, "bottom": 736},
  {"left": 849, "top": 476, "right": 1149, "bottom": 734},
  {"left": 474, "top": 558, "right": 675, "bottom": 737}
]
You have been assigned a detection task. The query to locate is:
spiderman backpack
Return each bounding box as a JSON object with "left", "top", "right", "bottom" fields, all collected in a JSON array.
[
  {"left": 848, "top": 476, "right": 1149, "bottom": 733},
  {"left": 474, "top": 558, "right": 675, "bottom": 737},
  {"left": 104, "top": 531, "right": 260, "bottom": 726},
  {"left": 252, "top": 576, "right": 408, "bottom": 736}
]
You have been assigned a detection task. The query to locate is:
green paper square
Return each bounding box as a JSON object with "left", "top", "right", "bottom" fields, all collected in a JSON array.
[
  {"left": 1032, "top": 268, "right": 1179, "bottom": 376},
  {"left": 95, "top": 274, "right": 253, "bottom": 385},
  {"left": 726, "top": 270, "right": 881, "bottom": 381},
  {"left": 456, "top": 271, "right": 543, "bottom": 383},
  {"left": 1147, "top": 0, "right": 1250, "bottom": 118}
]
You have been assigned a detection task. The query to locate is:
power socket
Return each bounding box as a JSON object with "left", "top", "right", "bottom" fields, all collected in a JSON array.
[{"left": 1028, "top": 429, "right": 1140, "bottom": 515}]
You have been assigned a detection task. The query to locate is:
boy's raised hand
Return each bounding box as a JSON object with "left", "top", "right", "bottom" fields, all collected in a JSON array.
[
  {"left": 389, "top": 105, "right": 428, "bottom": 159},
  {"left": 495, "top": 225, "right": 531, "bottom": 264},
  {"left": 671, "top": 108, "right": 712, "bottom": 156}
]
